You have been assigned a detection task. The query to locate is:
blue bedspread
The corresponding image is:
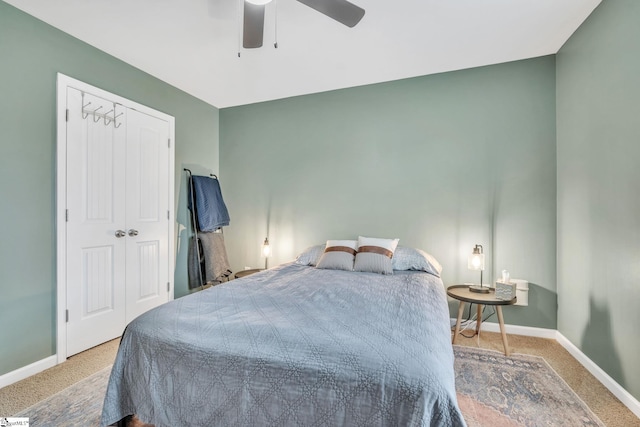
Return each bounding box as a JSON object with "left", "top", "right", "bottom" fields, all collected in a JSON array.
[{"left": 101, "top": 263, "right": 466, "bottom": 427}]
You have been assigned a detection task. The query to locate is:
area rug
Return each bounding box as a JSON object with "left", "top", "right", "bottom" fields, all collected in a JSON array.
[
  {"left": 15, "top": 366, "right": 111, "bottom": 426},
  {"left": 15, "top": 348, "right": 605, "bottom": 426},
  {"left": 454, "top": 345, "right": 605, "bottom": 427}
]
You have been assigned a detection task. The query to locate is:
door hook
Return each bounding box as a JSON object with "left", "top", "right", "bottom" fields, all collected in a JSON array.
[{"left": 92, "top": 106, "right": 103, "bottom": 122}]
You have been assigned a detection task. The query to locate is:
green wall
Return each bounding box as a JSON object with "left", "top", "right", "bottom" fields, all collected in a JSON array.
[
  {"left": 557, "top": 0, "right": 640, "bottom": 400},
  {"left": 0, "top": 1, "right": 219, "bottom": 376},
  {"left": 220, "top": 56, "right": 557, "bottom": 330},
  {"left": 7, "top": 0, "right": 637, "bottom": 405}
]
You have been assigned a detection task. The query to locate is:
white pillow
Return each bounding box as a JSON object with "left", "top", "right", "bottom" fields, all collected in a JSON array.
[
  {"left": 353, "top": 236, "right": 399, "bottom": 275},
  {"left": 316, "top": 240, "right": 358, "bottom": 271}
]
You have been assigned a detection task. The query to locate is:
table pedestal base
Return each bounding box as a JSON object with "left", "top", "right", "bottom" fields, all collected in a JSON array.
[{"left": 452, "top": 301, "right": 510, "bottom": 356}]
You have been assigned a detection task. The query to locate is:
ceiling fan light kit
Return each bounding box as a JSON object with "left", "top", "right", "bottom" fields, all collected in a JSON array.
[
  {"left": 243, "top": 1, "right": 267, "bottom": 49},
  {"left": 241, "top": 0, "right": 365, "bottom": 51}
]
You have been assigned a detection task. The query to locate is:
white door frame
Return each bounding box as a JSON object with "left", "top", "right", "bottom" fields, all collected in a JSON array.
[{"left": 56, "top": 73, "right": 175, "bottom": 363}]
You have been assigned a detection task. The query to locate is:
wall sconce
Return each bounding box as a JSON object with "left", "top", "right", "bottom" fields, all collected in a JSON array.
[
  {"left": 262, "top": 237, "right": 271, "bottom": 269},
  {"left": 468, "top": 244, "right": 488, "bottom": 293}
]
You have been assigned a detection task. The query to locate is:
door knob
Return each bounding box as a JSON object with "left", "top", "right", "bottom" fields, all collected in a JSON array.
[
  {"left": 115, "top": 230, "right": 126, "bottom": 238},
  {"left": 128, "top": 229, "right": 139, "bottom": 237}
]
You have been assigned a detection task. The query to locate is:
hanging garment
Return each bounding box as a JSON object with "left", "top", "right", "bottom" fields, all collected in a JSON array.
[
  {"left": 199, "top": 232, "right": 232, "bottom": 284},
  {"left": 190, "top": 176, "right": 230, "bottom": 232},
  {"left": 187, "top": 236, "right": 205, "bottom": 290}
]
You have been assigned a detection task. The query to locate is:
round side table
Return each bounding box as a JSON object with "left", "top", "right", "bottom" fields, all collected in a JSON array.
[
  {"left": 234, "top": 268, "right": 264, "bottom": 279},
  {"left": 447, "top": 284, "right": 517, "bottom": 356}
]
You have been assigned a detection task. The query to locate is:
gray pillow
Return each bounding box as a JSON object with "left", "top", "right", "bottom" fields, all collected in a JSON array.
[
  {"left": 392, "top": 246, "right": 442, "bottom": 277},
  {"left": 295, "top": 244, "right": 325, "bottom": 266},
  {"left": 353, "top": 236, "right": 399, "bottom": 275},
  {"left": 316, "top": 240, "right": 357, "bottom": 271}
]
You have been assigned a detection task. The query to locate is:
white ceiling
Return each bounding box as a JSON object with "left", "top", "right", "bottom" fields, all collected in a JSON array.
[{"left": 5, "top": 0, "right": 601, "bottom": 108}]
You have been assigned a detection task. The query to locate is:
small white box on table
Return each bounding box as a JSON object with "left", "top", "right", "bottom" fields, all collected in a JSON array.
[
  {"left": 493, "top": 279, "right": 528, "bottom": 306},
  {"left": 495, "top": 280, "right": 517, "bottom": 301}
]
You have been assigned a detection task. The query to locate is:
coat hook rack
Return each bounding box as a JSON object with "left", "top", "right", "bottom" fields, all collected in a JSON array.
[{"left": 80, "top": 97, "right": 124, "bottom": 129}]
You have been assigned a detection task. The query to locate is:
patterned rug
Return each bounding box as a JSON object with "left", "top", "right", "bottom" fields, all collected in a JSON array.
[
  {"left": 14, "top": 347, "right": 604, "bottom": 426},
  {"left": 454, "top": 345, "right": 605, "bottom": 427},
  {"left": 15, "top": 366, "right": 111, "bottom": 426}
]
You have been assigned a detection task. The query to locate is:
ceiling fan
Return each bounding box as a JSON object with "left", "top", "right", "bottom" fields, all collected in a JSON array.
[{"left": 243, "top": 0, "right": 365, "bottom": 49}]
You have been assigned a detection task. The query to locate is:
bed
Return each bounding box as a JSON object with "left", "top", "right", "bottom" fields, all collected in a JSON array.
[{"left": 101, "top": 247, "right": 465, "bottom": 427}]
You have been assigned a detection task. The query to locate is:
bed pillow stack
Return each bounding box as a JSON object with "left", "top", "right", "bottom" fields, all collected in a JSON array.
[
  {"left": 296, "top": 238, "right": 441, "bottom": 276},
  {"left": 315, "top": 240, "right": 358, "bottom": 271},
  {"left": 353, "top": 236, "right": 399, "bottom": 275}
]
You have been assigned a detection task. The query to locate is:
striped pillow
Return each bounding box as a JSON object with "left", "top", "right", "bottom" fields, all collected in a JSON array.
[
  {"left": 316, "top": 240, "right": 358, "bottom": 271},
  {"left": 353, "top": 236, "right": 399, "bottom": 275}
]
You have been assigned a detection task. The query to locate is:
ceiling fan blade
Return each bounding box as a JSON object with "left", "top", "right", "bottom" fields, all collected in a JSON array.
[
  {"left": 297, "top": 0, "right": 365, "bottom": 28},
  {"left": 243, "top": 2, "right": 265, "bottom": 49}
]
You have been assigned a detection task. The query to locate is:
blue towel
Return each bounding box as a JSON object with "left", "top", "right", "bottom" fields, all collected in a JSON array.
[{"left": 190, "top": 176, "right": 230, "bottom": 231}]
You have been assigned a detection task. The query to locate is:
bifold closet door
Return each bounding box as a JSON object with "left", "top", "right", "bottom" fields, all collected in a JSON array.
[{"left": 65, "top": 89, "right": 171, "bottom": 357}]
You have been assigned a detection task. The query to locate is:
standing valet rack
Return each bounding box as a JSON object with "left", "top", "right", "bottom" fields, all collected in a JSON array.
[{"left": 184, "top": 168, "right": 225, "bottom": 290}]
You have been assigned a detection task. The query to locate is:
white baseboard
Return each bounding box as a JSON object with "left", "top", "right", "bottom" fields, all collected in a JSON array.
[
  {"left": 450, "top": 318, "right": 557, "bottom": 339},
  {"left": 556, "top": 332, "right": 640, "bottom": 419},
  {"left": 450, "top": 318, "right": 640, "bottom": 419},
  {"left": 0, "top": 355, "right": 57, "bottom": 389},
  {"left": 478, "top": 321, "right": 558, "bottom": 339}
]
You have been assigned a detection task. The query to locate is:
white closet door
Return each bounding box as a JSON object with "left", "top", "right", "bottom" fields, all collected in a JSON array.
[
  {"left": 125, "top": 109, "right": 171, "bottom": 321},
  {"left": 64, "top": 88, "right": 172, "bottom": 357},
  {"left": 65, "top": 88, "right": 127, "bottom": 356}
]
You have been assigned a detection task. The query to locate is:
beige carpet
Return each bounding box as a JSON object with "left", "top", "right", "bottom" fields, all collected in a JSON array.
[
  {"left": 0, "top": 339, "right": 119, "bottom": 416},
  {"left": 0, "top": 333, "right": 637, "bottom": 426}
]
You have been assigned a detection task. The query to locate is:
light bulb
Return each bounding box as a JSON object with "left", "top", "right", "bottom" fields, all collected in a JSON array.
[
  {"left": 262, "top": 237, "right": 271, "bottom": 257},
  {"left": 467, "top": 244, "right": 485, "bottom": 271},
  {"left": 246, "top": 0, "right": 272, "bottom": 5}
]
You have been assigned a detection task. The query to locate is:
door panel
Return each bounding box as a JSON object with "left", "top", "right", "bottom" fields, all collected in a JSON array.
[
  {"left": 125, "top": 109, "right": 170, "bottom": 321},
  {"left": 82, "top": 246, "right": 115, "bottom": 316},
  {"left": 137, "top": 241, "right": 160, "bottom": 299},
  {"left": 66, "top": 88, "right": 126, "bottom": 356}
]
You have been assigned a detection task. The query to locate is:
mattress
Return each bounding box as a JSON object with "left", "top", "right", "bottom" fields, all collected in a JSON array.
[{"left": 101, "top": 262, "right": 465, "bottom": 426}]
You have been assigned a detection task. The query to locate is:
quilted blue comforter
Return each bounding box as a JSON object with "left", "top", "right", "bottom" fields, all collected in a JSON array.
[{"left": 101, "top": 263, "right": 465, "bottom": 427}]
